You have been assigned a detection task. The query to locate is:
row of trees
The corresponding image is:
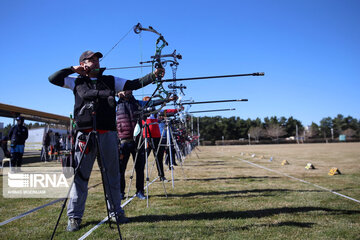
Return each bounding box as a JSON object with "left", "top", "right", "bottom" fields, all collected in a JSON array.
[
  {"left": 2, "top": 114, "right": 359, "bottom": 144},
  {"left": 194, "top": 114, "right": 360, "bottom": 143}
]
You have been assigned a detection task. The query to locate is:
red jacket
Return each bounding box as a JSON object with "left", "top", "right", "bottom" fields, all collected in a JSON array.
[{"left": 142, "top": 115, "right": 160, "bottom": 138}]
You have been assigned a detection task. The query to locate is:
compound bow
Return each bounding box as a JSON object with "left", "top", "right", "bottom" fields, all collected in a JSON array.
[{"left": 133, "top": 23, "right": 182, "bottom": 103}]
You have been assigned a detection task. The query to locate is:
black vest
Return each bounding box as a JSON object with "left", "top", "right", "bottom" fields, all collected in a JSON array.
[{"left": 73, "top": 75, "right": 116, "bottom": 131}]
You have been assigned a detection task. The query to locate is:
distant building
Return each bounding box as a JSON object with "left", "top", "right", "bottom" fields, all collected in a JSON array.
[
  {"left": 339, "top": 134, "right": 346, "bottom": 142},
  {"left": 27, "top": 127, "right": 70, "bottom": 151}
]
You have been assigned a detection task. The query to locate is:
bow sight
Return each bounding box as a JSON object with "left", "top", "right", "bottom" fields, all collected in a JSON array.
[
  {"left": 150, "top": 50, "right": 182, "bottom": 64},
  {"left": 168, "top": 83, "right": 187, "bottom": 95}
]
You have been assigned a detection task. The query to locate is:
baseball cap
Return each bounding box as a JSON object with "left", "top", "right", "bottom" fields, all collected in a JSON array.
[
  {"left": 16, "top": 116, "right": 24, "bottom": 121},
  {"left": 79, "top": 50, "right": 103, "bottom": 63}
]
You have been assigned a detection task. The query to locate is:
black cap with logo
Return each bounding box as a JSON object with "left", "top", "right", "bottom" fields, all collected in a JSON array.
[{"left": 79, "top": 50, "right": 103, "bottom": 64}]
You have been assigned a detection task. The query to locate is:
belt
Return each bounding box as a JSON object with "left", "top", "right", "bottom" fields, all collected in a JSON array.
[{"left": 81, "top": 128, "right": 110, "bottom": 134}]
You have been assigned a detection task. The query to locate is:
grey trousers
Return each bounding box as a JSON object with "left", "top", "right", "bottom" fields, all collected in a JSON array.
[{"left": 67, "top": 131, "right": 123, "bottom": 219}]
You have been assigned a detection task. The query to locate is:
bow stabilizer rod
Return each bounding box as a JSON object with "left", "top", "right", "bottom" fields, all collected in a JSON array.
[
  {"left": 159, "top": 72, "right": 264, "bottom": 82},
  {"left": 189, "top": 108, "right": 236, "bottom": 114},
  {"left": 181, "top": 99, "right": 248, "bottom": 105}
]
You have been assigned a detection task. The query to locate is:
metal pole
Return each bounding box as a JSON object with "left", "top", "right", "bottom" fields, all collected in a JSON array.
[{"left": 197, "top": 117, "right": 200, "bottom": 146}]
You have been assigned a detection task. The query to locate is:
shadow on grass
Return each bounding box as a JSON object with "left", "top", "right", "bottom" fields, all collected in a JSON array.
[
  {"left": 184, "top": 176, "right": 280, "bottom": 182},
  {"left": 130, "top": 207, "right": 360, "bottom": 223},
  {"left": 153, "top": 188, "right": 324, "bottom": 198},
  {"left": 22, "top": 155, "right": 45, "bottom": 165},
  {"left": 188, "top": 161, "right": 237, "bottom": 167},
  {"left": 238, "top": 221, "right": 315, "bottom": 230},
  {"left": 189, "top": 163, "right": 229, "bottom": 167}
]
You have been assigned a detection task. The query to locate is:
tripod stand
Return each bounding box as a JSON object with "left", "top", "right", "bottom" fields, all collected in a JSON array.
[
  {"left": 126, "top": 119, "right": 168, "bottom": 207},
  {"left": 51, "top": 102, "right": 123, "bottom": 240},
  {"left": 156, "top": 118, "right": 186, "bottom": 188}
]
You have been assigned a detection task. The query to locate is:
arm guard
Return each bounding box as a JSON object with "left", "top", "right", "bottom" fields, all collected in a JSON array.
[
  {"left": 48, "top": 67, "right": 74, "bottom": 87},
  {"left": 123, "top": 73, "right": 156, "bottom": 90}
]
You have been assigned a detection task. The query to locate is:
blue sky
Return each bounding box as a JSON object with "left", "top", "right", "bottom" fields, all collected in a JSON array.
[{"left": 1, "top": 0, "right": 359, "bottom": 127}]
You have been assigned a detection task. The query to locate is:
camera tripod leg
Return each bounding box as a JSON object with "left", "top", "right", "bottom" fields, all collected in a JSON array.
[
  {"left": 148, "top": 155, "right": 168, "bottom": 198},
  {"left": 94, "top": 132, "right": 123, "bottom": 240},
  {"left": 154, "top": 130, "right": 168, "bottom": 197},
  {"left": 51, "top": 131, "right": 94, "bottom": 240},
  {"left": 126, "top": 134, "right": 145, "bottom": 199},
  {"left": 96, "top": 150, "right": 112, "bottom": 229},
  {"left": 166, "top": 125, "right": 176, "bottom": 189},
  {"left": 170, "top": 130, "right": 186, "bottom": 180},
  {"left": 146, "top": 124, "right": 169, "bottom": 199},
  {"left": 144, "top": 134, "right": 150, "bottom": 207}
]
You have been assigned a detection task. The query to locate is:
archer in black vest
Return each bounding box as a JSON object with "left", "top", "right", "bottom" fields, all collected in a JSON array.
[{"left": 48, "top": 50, "right": 165, "bottom": 232}]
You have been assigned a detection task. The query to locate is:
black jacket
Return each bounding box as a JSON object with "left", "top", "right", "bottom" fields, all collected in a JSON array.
[
  {"left": 116, "top": 96, "right": 141, "bottom": 139},
  {"left": 49, "top": 67, "right": 156, "bottom": 131},
  {"left": 8, "top": 125, "right": 28, "bottom": 146},
  {"left": 116, "top": 97, "right": 168, "bottom": 139}
]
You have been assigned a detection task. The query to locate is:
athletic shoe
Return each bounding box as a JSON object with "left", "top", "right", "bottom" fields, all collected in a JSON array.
[
  {"left": 136, "top": 191, "right": 146, "bottom": 200},
  {"left": 116, "top": 213, "right": 130, "bottom": 224},
  {"left": 110, "top": 212, "right": 130, "bottom": 224},
  {"left": 66, "top": 218, "right": 81, "bottom": 232},
  {"left": 160, "top": 176, "right": 168, "bottom": 182}
]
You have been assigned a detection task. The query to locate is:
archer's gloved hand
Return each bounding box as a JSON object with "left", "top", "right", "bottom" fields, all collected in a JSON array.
[{"left": 154, "top": 67, "right": 165, "bottom": 79}]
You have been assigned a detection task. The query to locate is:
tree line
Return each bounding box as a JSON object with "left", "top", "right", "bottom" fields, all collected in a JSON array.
[
  {"left": 1, "top": 114, "right": 359, "bottom": 144},
  {"left": 195, "top": 114, "right": 360, "bottom": 144}
]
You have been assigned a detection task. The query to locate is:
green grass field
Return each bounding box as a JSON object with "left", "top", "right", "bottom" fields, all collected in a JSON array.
[{"left": 1, "top": 142, "right": 360, "bottom": 239}]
